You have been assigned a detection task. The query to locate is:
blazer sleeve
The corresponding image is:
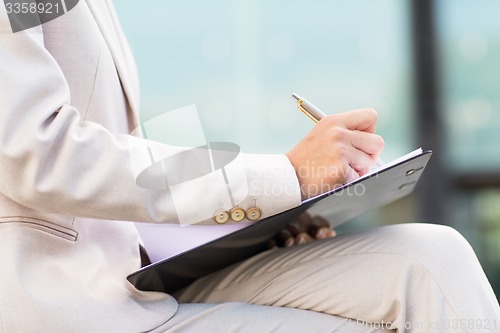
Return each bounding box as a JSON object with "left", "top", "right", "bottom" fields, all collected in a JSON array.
[{"left": 0, "top": 12, "right": 301, "bottom": 225}]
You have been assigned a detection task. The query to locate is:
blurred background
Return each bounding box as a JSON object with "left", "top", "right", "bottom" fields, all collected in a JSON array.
[{"left": 115, "top": 0, "right": 500, "bottom": 299}]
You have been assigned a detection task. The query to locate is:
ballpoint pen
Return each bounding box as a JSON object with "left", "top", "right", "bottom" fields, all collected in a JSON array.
[
  {"left": 292, "top": 93, "right": 326, "bottom": 123},
  {"left": 292, "top": 93, "right": 384, "bottom": 167}
]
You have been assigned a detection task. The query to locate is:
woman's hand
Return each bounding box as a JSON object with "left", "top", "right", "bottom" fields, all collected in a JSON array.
[
  {"left": 267, "top": 212, "right": 336, "bottom": 249},
  {"left": 268, "top": 108, "right": 384, "bottom": 249},
  {"left": 286, "top": 108, "right": 384, "bottom": 200}
]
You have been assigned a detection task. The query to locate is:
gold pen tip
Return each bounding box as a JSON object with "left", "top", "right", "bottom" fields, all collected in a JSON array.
[{"left": 291, "top": 93, "right": 301, "bottom": 101}]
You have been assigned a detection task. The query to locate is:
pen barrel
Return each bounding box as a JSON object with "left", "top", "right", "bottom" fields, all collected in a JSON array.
[{"left": 301, "top": 99, "right": 327, "bottom": 121}]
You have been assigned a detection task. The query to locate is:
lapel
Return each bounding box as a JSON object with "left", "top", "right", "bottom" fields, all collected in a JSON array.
[{"left": 85, "top": 0, "right": 140, "bottom": 129}]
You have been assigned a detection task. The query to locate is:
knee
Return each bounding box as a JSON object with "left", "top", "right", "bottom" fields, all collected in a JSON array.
[
  {"left": 397, "top": 223, "right": 469, "bottom": 248},
  {"left": 422, "top": 223, "right": 470, "bottom": 249},
  {"left": 401, "top": 223, "right": 477, "bottom": 272}
]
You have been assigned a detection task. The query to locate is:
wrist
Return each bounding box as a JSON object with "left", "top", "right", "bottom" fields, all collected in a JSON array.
[{"left": 285, "top": 152, "right": 308, "bottom": 201}]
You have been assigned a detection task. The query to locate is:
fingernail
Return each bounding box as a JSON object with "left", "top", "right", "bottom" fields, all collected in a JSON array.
[
  {"left": 278, "top": 229, "right": 292, "bottom": 241},
  {"left": 315, "top": 228, "right": 330, "bottom": 239},
  {"left": 267, "top": 240, "right": 278, "bottom": 250},
  {"left": 295, "top": 234, "right": 307, "bottom": 244},
  {"left": 288, "top": 222, "right": 302, "bottom": 235},
  {"left": 295, "top": 233, "right": 313, "bottom": 244}
]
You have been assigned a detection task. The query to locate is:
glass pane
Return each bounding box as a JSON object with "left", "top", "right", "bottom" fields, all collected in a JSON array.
[
  {"left": 448, "top": 189, "right": 500, "bottom": 297},
  {"left": 436, "top": 0, "right": 500, "bottom": 172},
  {"left": 436, "top": 0, "right": 500, "bottom": 298}
]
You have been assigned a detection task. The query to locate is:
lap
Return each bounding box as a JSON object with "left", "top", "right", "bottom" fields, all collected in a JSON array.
[
  {"left": 157, "top": 302, "right": 391, "bottom": 333},
  {"left": 173, "top": 223, "right": 497, "bottom": 332},
  {"left": 175, "top": 223, "right": 464, "bottom": 305}
]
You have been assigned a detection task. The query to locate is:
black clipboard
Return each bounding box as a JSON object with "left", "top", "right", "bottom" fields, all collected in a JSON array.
[{"left": 127, "top": 149, "right": 432, "bottom": 294}]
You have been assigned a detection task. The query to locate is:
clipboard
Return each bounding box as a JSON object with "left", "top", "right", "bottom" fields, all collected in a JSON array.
[{"left": 127, "top": 149, "right": 432, "bottom": 294}]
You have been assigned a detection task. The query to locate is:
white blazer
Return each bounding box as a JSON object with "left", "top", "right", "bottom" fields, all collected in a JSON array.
[{"left": 0, "top": 1, "right": 300, "bottom": 331}]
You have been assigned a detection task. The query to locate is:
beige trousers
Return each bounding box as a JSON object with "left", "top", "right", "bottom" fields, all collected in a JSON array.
[{"left": 160, "top": 224, "right": 500, "bottom": 332}]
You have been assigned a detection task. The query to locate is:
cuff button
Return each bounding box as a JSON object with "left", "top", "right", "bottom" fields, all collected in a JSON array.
[
  {"left": 230, "top": 207, "right": 246, "bottom": 222},
  {"left": 213, "top": 210, "right": 230, "bottom": 224},
  {"left": 246, "top": 207, "right": 262, "bottom": 222}
]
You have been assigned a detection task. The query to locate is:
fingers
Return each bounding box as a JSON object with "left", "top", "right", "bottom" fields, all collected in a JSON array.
[
  {"left": 315, "top": 227, "right": 336, "bottom": 239},
  {"left": 283, "top": 213, "right": 313, "bottom": 247},
  {"left": 323, "top": 115, "right": 384, "bottom": 175},
  {"left": 309, "top": 215, "right": 328, "bottom": 236},
  {"left": 275, "top": 228, "right": 312, "bottom": 247},
  {"left": 310, "top": 216, "right": 336, "bottom": 239},
  {"left": 275, "top": 228, "right": 295, "bottom": 247},
  {"left": 350, "top": 130, "right": 385, "bottom": 157},
  {"left": 294, "top": 232, "right": 314, "bottom": 245},
  {"left": 328, "top": 142, "right": 369, "bottom": 183},
  {"left": 286, "top": 107, "right": 383, "bottom": 200},
  {"left": 347, "top": 149, "right": 373, "bottom": 176},
  {"left": 323, "top": 108, "right": 378, "bottom": 133},
  {"left": 344, "top": 164, "right": 361, "bottom": 183},
  {"left": 287, "top": 212, "right": 312, "bottom": 235},
  {"left": 331, "top": 129, "right": 384, "bottom": 176},
  {"left": 270, "top": 214, "right": 337, "bottom": 249},
  {"left": 349, "top": 131, "right": 384, "bottom": 176}
]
